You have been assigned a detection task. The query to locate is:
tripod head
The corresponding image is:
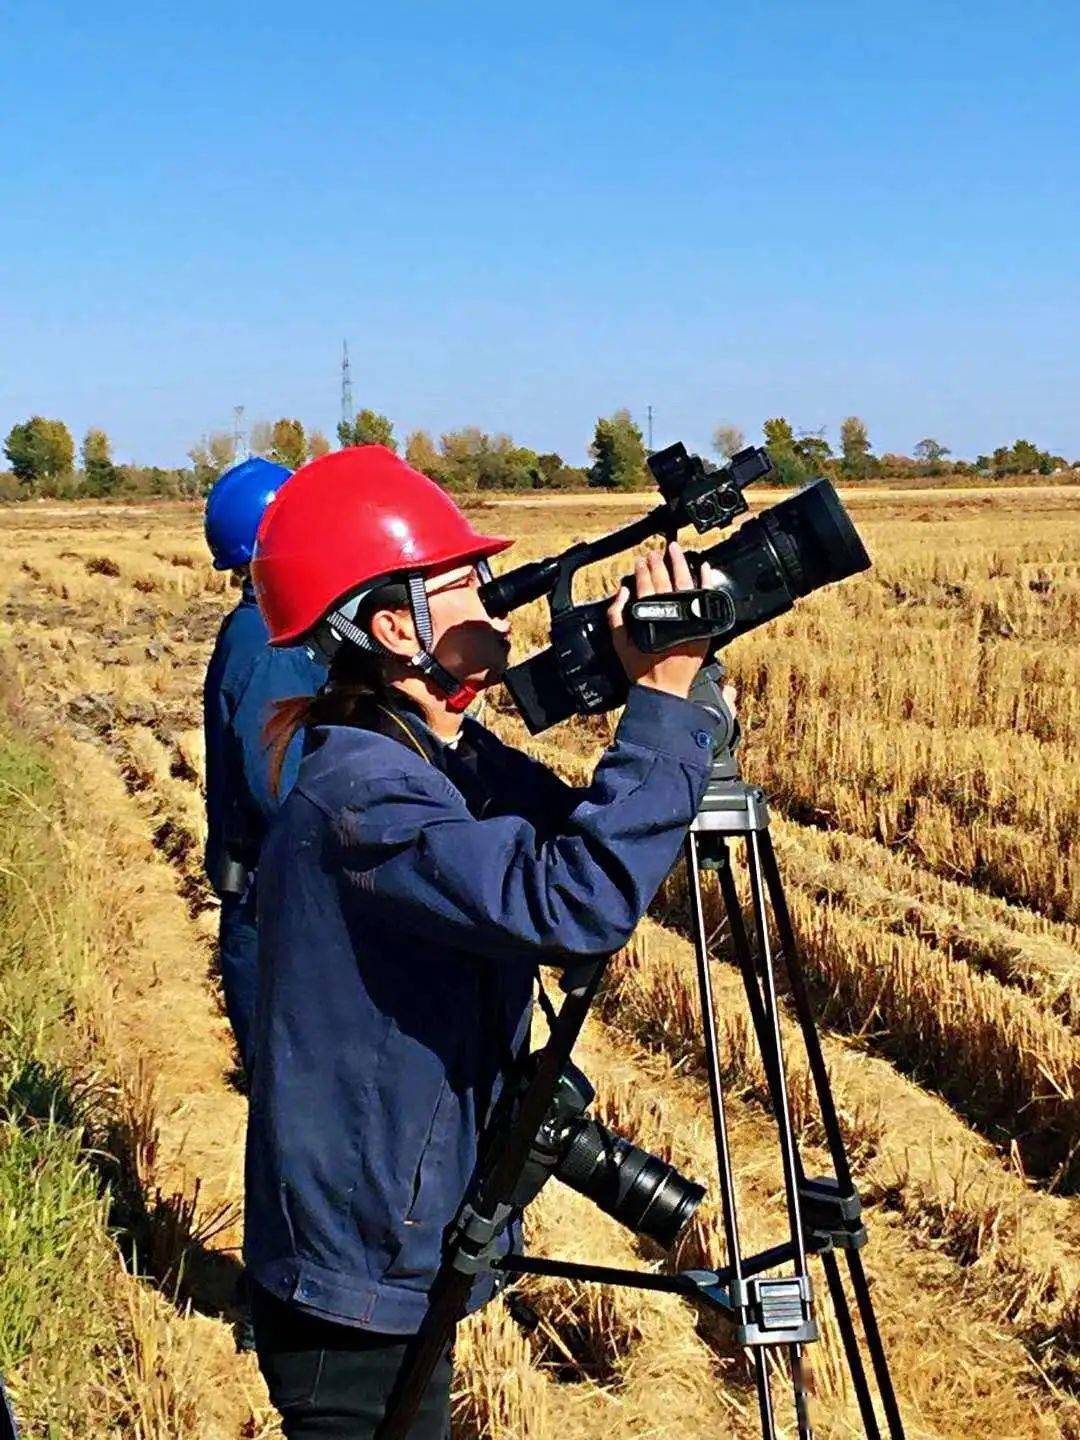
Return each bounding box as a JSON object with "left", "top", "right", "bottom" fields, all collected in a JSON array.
[{"left": 690, "top": 661, "right": 739, "bottom": 781}]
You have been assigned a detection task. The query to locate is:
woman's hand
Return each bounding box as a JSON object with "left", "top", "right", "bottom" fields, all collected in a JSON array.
[{"left": 607, "top": 542, "right": 714, "bottom": 700}]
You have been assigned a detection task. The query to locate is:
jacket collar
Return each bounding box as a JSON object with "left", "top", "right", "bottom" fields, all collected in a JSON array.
[{"left": 356, "top": 702, "right": 493, "bottom": 817}]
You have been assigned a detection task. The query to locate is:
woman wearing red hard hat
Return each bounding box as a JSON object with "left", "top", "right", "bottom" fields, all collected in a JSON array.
[{"left": 246, "top": 445, "right": 717, "bottom": 1438}]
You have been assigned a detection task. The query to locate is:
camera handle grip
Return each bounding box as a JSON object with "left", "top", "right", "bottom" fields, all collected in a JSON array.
[{"left": 627, "top": 588, "right": 736, "bottom": 653}]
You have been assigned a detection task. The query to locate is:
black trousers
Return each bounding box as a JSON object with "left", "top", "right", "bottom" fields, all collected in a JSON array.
[{"left": 252, "top": 1285, "right": 452, "bottom": 1439}]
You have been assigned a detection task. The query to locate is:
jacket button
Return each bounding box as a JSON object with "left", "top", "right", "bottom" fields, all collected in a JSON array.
[{"left": 694, "top": 730, "right": 712, "bottom": 749}]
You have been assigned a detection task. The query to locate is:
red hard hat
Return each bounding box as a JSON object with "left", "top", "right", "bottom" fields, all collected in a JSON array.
[{"left": 252, "top": 445, "right": 512, "bottom": 645}]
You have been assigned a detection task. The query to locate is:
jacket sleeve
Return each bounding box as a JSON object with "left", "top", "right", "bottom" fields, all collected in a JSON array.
[{"left": 332, "top": 686, "right": 718, "bottom": 962}]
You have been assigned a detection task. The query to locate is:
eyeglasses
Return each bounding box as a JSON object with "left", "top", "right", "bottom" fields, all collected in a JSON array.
[{"left": 424, "top": 559, "right": 493, "bottom": 599}]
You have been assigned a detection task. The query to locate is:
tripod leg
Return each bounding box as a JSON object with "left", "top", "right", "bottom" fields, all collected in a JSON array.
[
  {"left": 743, "top": 832, "right": 824, "bottom": 1439},
  {"left": 789, "top": 1344, "right": 814, "bottom": 1440},
  {"left": 847, "top": 1251, "right": 906, "bottom": 1440},
  {"left": 727, "top": 840, "right": 881, "bottom": 1436},
  {"left": 692, "top": 839, "right": 801, "bottom": 1440},
  {"left": 715, "top": 850, "right": 771, "bottom": 1059},
  {"left": 743, "top": 831, "right": 810, "bottom": 1268},
  {"left": 753, "top": 1352, "right": 778, "bottom": 1440},
  {"left": 719, "top": 835, "right": 890, "bottom": 1440},
  {"left": 715, "top": 850, "right": 805, "bottom": 1188},
  {"left": 685, "top": 835, "right": 747, "bottom": 1279},
  {"left": 756, "top": 834, "right": 852, "bottom": 1188},
  {"left": 757, "top": 833, "right": 905, "bottom": 1440},
  {"left": 821, "top": 1250, "right": 882, "bottom": 1440}
]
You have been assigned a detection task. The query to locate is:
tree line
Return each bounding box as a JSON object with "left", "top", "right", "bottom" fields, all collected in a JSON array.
[
  {"left": 713, "top": 418, "right": 1072, "bottom": 485},
  {"left": 2, "top": 407, "right": 1075, "bottom": 502}
]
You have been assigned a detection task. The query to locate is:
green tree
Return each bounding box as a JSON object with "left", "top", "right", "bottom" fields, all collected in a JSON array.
[
  {"left": 437, "top": 427, "right": 487, "bottom": 491},
  {"left": 712, "top": 423, "right": 745, "bottom": 460},
  {"left": 45, "top": 419, "right": 75, "bottom": 477},
  {"left": 1011, "top": 439, "right": 1043, "bottom": 473},
  {"left": 477, "top": 435, "right": 541, "bottom": 491},
  {"left": 761, "top": 417, "right": 810, "bottom": 486},
  {"left": 535, "top": 452, "right": 581, "bottom": 488},
  {"left": 763, "top": 416, "right": 796, "bottom": 451},
  {"left": 839, "top": 416, "right": 877, "bottom": 480},
  {"left": 338, "top": 409, "right": 397, "bottom": 450},
  {"left": 913, "top": 438, "right": 950, "bottom": 466},
  {"left": 405, "top": 429, "right": 442, "bottom": 477},
  {"left": 987, "top": 439, "right": 1064, "bottom": 477},
  {"left": 188, "top": 432, "right": 237, "bottom": 492},
  {"left": 308, "top": 429, "right": 331, "bottom": 460},
  {"left": 796, "top": 428, "right": 833, "bottom": 475},
  {"left": 430, "top": 429, "right": 541, "bottom": 492},
  {"left": 80, "top": 427, "right": 118, "bottom": 497},
  {"left": 4, "top": 419, "right": 46, "bottom": 484},
  {"left": 269, "top": 418, "right": 307, "bottom": 470},
  {"left": 589, "top": 409, "right": 648, "bottom": 490},
  {"left": 4, "top": 416, "right": 75, "bottom": 486}
]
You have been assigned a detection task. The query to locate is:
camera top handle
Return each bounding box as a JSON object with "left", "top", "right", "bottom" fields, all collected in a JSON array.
[{"left": 478, "top": 442, "right": 772, "bottom": 621}]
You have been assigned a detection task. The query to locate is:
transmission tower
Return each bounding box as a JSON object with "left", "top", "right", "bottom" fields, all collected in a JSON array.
[
  {"left": 232, "top": 404, "right": 247, "bottom": 461},
  {"left": 341, "top": 339, "right": 355, "bottom": 434}
]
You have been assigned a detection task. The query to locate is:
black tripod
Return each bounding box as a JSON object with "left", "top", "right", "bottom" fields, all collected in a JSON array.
[{"left": 377, "top": 687, "right": 905, "bottom": 1440}]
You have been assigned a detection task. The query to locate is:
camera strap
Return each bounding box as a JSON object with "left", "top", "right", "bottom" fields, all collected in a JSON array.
[{"left": 534, "top": 973, "right": 559, "bottom": 1029}]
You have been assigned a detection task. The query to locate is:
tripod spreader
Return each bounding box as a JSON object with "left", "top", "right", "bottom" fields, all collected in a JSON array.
[
  {"left": 494, "top": 1246, "right": 820, "bottom": 1348},
  {"left": 800, "top": 1176, "right": 868, "bottom": 1252}
]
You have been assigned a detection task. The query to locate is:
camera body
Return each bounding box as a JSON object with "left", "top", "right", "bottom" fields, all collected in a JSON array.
[{"left": 483, "top": 442, "right": 872, "bottom": 735}]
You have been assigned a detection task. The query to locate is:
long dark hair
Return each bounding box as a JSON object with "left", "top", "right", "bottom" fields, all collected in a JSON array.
[{"left": 264, "top": 580, "right": 416, "bottom": 795}]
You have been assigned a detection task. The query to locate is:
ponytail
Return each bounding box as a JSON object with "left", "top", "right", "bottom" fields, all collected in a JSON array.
[{"left": 265, "top": 695, "right": 321, "bottom": 796}]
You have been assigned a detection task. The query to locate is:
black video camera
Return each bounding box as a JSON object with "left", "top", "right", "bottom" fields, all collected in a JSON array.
[{"left": 479, "top": 442, "right": 871, "bottom": 734}]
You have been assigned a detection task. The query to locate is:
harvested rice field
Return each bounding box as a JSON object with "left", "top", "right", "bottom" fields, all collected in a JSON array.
[{"left": 0, "top": 483, "right": 1076, "bottom": 1437}]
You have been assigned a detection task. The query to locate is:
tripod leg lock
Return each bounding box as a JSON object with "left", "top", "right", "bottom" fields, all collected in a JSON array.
[
  {"left": 799, "top": 1176, "right": 867, "bottom": 1252},
  {"left": 448, "top": 1201, "right": 515, "bottom": 1276},
  {"left": 735, "top": 1275, "right": 819, "bottom": 1347}
]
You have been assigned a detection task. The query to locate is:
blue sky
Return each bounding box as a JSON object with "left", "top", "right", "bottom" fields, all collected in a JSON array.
[{"left": 2, "top": 1, "right": 1078, "bottom": 467}]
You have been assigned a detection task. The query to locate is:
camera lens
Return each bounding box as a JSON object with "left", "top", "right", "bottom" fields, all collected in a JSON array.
[
  {"left": 554, "top": 1118, "right": 704, "bottom": 1249},
  {"left": 758, "top": 479, "right": 871, "bottom": 596}
]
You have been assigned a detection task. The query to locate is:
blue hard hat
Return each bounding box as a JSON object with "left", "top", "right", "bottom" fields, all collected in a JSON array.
[{"left": 204, "top": 457, "right": 293, "bottom": 570}]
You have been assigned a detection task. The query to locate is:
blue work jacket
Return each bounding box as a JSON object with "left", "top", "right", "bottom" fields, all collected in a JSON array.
[
  {"left": 203, "top": 581, "right": 325, "bottom": 894},
  {"left": 244, "top": 685, "right": 719, "bottom": 1333}
]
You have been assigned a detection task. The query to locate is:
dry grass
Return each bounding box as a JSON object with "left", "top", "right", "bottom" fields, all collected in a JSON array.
[
  {"left": 767, "top": 819, "right": 1080, "bottom": 1027},
  {"left": 726, "top": 525, "right": 1080, "bottom": 924},
  {"left": 0, "top": 489, "right": 1077, "bottom": 1437}
]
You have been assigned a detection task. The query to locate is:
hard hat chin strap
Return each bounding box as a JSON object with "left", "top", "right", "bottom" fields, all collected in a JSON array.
[
  {"left": 404, "top": 576, "right": 478, "bottom": 711},
  {"left": 326, "top": 575, "right": 477, "bottom": 712}
]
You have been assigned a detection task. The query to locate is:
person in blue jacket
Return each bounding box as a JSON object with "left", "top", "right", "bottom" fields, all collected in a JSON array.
[
  {"left": 202, "top": 457, "right": 324, "bottom": 1080},
  {"left": 245, "top": 446, "right": 720, "bottom": 1439}
]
